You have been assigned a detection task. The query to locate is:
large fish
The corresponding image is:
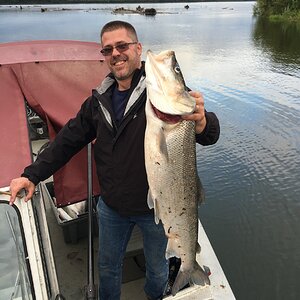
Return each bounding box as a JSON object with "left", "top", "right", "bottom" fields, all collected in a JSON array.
[{"left": 144, "top": 50, "right": 210, "bottom": 296}]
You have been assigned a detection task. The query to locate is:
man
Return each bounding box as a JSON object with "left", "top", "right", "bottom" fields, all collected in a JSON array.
[{"left": 9, "top": 21, "right": 220, "bottom": 300}]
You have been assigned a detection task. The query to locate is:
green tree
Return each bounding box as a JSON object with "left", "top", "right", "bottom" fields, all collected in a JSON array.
[{"left": 254, "top": 0, "right": 300, "bottom": 16}]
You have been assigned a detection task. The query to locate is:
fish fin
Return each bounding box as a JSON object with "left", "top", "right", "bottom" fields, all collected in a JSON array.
[
  {"left": 147, "top": 191, "right": 154, "bottom": 209},
  {"left": 147, "top": 191, "right": 160, "bottom": 224},
  {"left": 191, "top": 262, "right": 211, "bottom": 286},
  {"left": 171, "top": 262, "right": 210, "bottom": 296},
  {"left": 158, "top": 129, "right": 169, "bottom": 161},
  {"left": 196, "top": 242, "right": 201, "bottom": 254},
  {"left": 165, "top": 238, "right": 181, "bottom": 259},
  {"left": 154, "top": 205, "right": 160, "bottom": 224},
  {"left": 197, "top": 176, "right": 205, "bottom": 204},
  {"left": 171, "top": 271, "right": 190, "bottom": 296}
]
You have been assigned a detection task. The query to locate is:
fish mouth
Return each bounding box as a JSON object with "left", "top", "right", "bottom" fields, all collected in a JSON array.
[
  {"left": 151, "top": 102, "right": 182, "bottom": 124},
  {"left": 146, "top": 50, "right": 196, "bottom": 116}
]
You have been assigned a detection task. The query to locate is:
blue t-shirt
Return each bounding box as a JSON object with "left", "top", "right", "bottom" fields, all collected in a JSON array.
[{"left": 112, "top": 86, "right": 129, "bottom": 127}]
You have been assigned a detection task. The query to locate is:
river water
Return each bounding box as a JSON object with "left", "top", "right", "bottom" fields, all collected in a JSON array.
[{"left": 0, "top": 2, "right": 299, "bottom": 299}]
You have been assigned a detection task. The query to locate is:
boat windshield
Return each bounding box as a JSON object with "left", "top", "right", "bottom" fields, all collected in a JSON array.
[{"left": 0, "top": 202, "right": 33, "bottom": 300}]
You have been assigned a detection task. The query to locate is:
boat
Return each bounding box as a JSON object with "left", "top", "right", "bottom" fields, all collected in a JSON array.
[{"left": 0, "top": 40, "right": 235, "bottom": 300}]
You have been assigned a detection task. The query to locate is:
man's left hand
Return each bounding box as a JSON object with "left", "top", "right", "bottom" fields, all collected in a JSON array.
[{"left": 182, "top": 91, "right": 207, "bottom": 134}]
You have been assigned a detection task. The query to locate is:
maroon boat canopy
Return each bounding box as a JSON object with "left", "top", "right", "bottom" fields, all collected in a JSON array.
[{"left": 0, "top": 40, "right": 109, "bottom": 206}]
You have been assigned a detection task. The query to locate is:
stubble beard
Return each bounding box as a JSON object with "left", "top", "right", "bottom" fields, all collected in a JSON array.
[{"left": 110, "top": 55, "right": 139, "bottom": 82}]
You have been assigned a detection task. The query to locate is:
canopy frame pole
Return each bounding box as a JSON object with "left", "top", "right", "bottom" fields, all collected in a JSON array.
[{"left": 84, "top": 143, "right": 97, "bottom": 299}]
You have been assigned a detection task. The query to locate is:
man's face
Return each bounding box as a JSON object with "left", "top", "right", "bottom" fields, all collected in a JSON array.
[{"left": 101, "top": 28, "right": 142, "bottom": 84}]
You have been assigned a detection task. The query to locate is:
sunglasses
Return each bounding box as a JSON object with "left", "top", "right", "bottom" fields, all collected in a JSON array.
[{"left": 100, "top": 42, "right": 138, "bottom": 56}]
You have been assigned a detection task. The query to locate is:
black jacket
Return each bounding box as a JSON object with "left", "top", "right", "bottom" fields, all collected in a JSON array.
[{"left": 22, "top": 64, "right": 220, "bottom": 216}]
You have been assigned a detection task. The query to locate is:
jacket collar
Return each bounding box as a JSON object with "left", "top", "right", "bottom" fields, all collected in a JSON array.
[
  {"left": 95, "top": 61, "right": 146, "bottom": 96},
  {"left": 93, "top": 62, "right": 146, "bottom": 132}
]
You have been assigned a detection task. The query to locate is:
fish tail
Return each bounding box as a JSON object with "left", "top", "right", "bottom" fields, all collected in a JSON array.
[
  {"left": 171, "top": 270, "right": 190, "bottom": 296},
  {"left": 171, "top": 262, "right": 210, "bottom": 296},
  {"left": 191, "top": 262, "right": 211, "bottom": 286}
]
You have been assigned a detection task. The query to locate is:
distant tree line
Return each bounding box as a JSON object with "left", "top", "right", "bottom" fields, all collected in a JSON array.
[
  {"left": 253, "top": 0, "right": 300, "bottom": 17},
  {"left": 0, "top": 0, "right": 254, "bottom": 5}
]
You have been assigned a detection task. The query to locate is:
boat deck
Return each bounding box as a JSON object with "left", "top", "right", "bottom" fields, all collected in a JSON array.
[
  {"left": 33, "top": 139, "right": 235, "bottom": 300},
  {"left": 31, "top": 139, "right": 148, "bottom": 299},
  {"left": 44, "top": 197, "right": 148, "bottom": 300},
  {"left": 46, "top": 206, "right": 146, "bottom": 300}
]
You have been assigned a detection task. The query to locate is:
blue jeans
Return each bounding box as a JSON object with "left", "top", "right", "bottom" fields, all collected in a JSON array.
[{"left": 97, "top": 197, "right": 168, "bottom": 300}]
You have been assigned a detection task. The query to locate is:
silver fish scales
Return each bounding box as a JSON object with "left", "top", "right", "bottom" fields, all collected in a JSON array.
[{"left": 144, "top": 50, "right": 210, "bottom": 296}]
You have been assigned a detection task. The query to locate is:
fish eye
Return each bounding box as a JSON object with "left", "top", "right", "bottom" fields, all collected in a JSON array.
[{"left": 174, "top": 64, "right": 181, "bottom": 74}]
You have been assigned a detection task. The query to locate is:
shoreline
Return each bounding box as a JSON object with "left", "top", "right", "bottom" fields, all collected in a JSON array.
[{"left": 0, "top": 0, "right": 254, "bottom": 4}]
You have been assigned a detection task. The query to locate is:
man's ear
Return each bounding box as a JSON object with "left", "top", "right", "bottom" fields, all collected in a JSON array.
[{"left": 137, "top": 42, "right": 143, "bottom": 56}]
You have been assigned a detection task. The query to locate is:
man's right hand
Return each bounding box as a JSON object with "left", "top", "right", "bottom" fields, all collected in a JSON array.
[{"left": 9, "top": 177, "right": 36, "bottom": 205}]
